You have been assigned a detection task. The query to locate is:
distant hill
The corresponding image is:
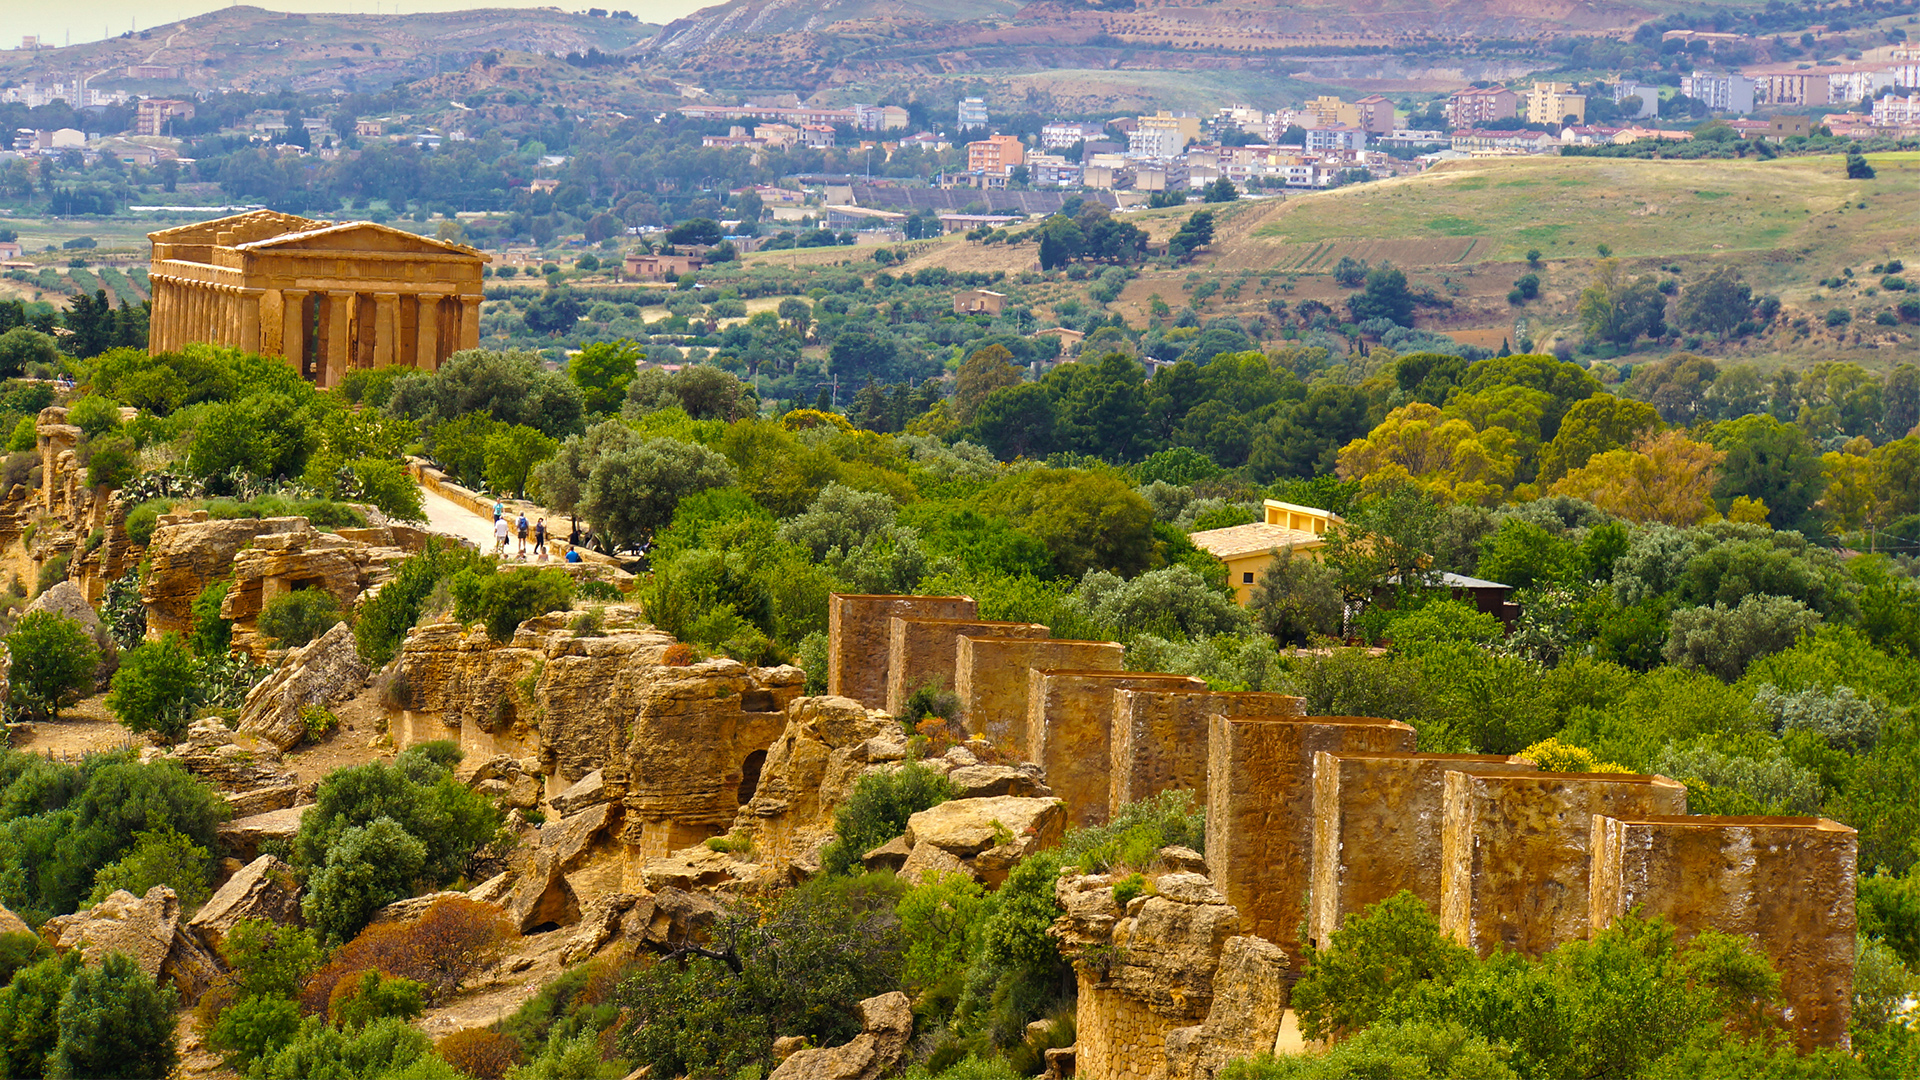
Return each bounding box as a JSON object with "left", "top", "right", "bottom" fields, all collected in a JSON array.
[{"left": 0, "top": 6, "right": 656, "bottom": 95}]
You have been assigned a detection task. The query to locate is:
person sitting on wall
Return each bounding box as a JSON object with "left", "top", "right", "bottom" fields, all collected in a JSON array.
[{"left": 564, "top": 546, "right": 582, "bottom": 563}]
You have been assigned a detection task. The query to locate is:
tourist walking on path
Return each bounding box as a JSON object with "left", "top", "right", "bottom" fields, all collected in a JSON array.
[
  {"left": 517, "top": 513, "right": 530, "bottom": 557},
  {"left": 533, "top": 518, "right": 547, "bottom": 558},
  {"left": 493, "top": 514, "right": 510, "bottom": 554}
]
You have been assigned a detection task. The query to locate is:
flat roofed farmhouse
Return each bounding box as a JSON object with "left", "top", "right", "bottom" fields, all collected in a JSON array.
[{"left": 147, "top": 209, "right": 488, "bottom": 388}]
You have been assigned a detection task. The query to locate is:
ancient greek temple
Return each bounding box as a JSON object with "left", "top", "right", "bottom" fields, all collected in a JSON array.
[{"left": 147, "top": 210, "right": 489, "bottom": 388}]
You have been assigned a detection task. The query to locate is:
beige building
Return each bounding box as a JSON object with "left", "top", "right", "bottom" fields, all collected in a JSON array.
[
  {"left": 953, "top": 289, "right": 1007, "bottom": 315},
  {"left": 1189, "top": 499, "right": 1341, "bottom": 604},
  {"left": 135, "top": 98, "right": 193, "bottom": 137},
  {"left": 1306, "top": 95, "right": 1361, "bottom": 128},
  {"left": 1527, "top": 82, "right": 1587, "bottom": 125},
  {"left": 147, "top": 210, "right": 487, "bottom": 389}
]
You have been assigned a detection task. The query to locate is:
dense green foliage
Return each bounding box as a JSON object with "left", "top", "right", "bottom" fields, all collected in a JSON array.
[
  {"left": 0, "top": 751, "right": 227, "bottom": 926},
  {"left": 819, "top": 764, "right": 956, "bottom": 877},
  {"left": 4, "top": 612, "right": 98, "bottom": 723},
  {"left": 291, "top": 744, "right": 501, "bottom": 942}
]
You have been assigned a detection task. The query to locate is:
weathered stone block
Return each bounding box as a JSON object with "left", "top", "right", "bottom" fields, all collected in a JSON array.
[
  {"left": 1026, "top": 670, "right": 1207, "bottom": 827},
  {"left": 884, "top": 616, "right": 1047, "bottom": 717},
  {"left": 1110, "top": 688, "right": 1304, "bottom": 816},
  {"left": 1439, "top": 770, "right": 1686, "bottom": 958},
  {"left": 827, "top": 594, "right": 976, "bottom": 709},
  {"left": 1204, "top": 714, "right": 1416, "bottom": 964},
  {"left": 1590, "top": 814, "right": 1856, "bottom": 1049},
  {"left": 954, "top": 636, "right": 1123, "bottom": 754},
  {"left": 1308, "top": 751, "right": 1536, "bottom": 949}
]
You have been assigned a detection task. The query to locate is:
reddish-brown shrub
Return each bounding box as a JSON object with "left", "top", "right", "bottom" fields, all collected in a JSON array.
[
  {"left": 438, "top": 1028, "right": 522, "bottom": 1080},
  {"left": 300, "top": 897, "right": 517, "bottom": 1014},
  {"left": 662, "top": 642, "right": 694, "bottom": 666}
]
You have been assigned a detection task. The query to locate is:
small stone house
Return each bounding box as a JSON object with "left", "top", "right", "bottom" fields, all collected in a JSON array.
[
  {"left": 953, "top": 289, "right": 1007, "bottom": 315},
  {"left": 624, "top": 251, "right": 706, "bottom": 281}
]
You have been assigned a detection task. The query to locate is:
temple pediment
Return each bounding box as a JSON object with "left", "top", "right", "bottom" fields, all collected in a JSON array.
[
  {"left": 149, "top": 209, "right": 321, "bottom": 245},
  {"left": 237, "top": 221, "right": 484, "bottom": 259}
]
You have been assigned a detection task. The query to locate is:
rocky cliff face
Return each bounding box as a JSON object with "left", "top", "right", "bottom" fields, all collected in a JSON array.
[
  {"left": 221, "top": 526, "right": 418, "bottom": 658},
  {"left": 1052, "top": 851, "right": 1289, "bottom": 1080},
  {"left": 141, "top": 513, "right": 312, "bottom": 638}
]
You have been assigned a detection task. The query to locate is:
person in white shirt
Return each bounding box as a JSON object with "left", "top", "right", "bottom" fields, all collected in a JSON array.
[{"left": 493, "top": 515, "right": 511, "bottom": 553}]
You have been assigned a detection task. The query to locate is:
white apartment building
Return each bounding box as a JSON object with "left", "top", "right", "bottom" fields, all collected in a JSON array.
[{"left": 1681, "top": 72, "right": 1756, "bottom": 114}]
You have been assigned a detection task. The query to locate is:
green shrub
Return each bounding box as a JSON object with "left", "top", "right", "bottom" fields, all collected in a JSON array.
[
  {"left": 105, "top": 634, "right": 204, "bottom": 741},
  {"left": 301, "top": 816, "right": 429, "bottom": 944},
  {"left": 451, "top": 566, "right": 575, "bottom": 643},
  {"left": 66, "top": 395, "right": 123, "bottom": 438},
  {"left": 258, "top": 589, "right": 343, "bottom": 649},
  {"left": 47, "top": 950, "right": 179, "bottom": 1080},
  {"left": 0, "top": 931, "right": 49, "bottom": 988},
  {"left": 35, "top": 552, "right": 70, "bottom": 595},
  {"left": 5, "top": 610, "right": 99, "bottom": 722},
  {"left": 292, "top": 746, "right": 501, "bottom": 888},
  {"left": 356, "top": 542, "right": 490, "bottom": 665},
  {"left": 1111, "top": 872, "right": 1147, "bottom": 908},
  {"left": 86, "top": 826, "right": 213, "bottom": 910},
  {"left": 206, "top": 994, "right": 302, "bottom": 1068},
  {"left": 253, "top": 1016, "right": 462, "bottom": 1080},
  {"left": 84, "top": 433, "right": 139, "bottom": 490},
  {"left": 615, "top": 876, "right": 905, "bottom": 1078},
  {"left": 0, "top": 952, "right": 81, "bottom": 1079},
  {"left": 189, "top": 578, "right": 232, "bottom": 656},
  {"left": 1290, "top": 890, "right": 1475, "bottom": 1042},
  {"left": 1220, "top": 1021, "right": 1517, "bottom": 1080},
  {"left": 221, "top": 918, "right": 323, "bottom": 1000},
  {"left": 300, "top": 705, "right": 339, "bottom": 743},
  {"left": 329, "top": 970, "right": 428, "bottom": 1030},
  {"left": 123, "top": 500, "right": 171, "bottom": 547},
  {"left": 7, "top": 415, "right": 35, "bottom": 453},
  {"left": 820, "top": 764, "right": 955, "bottom": 876},
  {"left": 1058, "top": 788, "right": 1205, "bottom": 874}
]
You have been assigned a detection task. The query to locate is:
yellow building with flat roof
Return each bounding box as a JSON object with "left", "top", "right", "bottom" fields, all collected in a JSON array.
[{"left": 1188, "top": 500, "right": 1342, "bottom": 605}]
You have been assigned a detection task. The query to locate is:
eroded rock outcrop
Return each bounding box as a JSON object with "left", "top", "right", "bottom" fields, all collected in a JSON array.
[
  {"left": 141, "top": 514, "right": 312, "bottom": 638},
  {"left": 767, "top": 991, "right": 914, "bottom": 1080},
  {"left": 42, "top": 885, "right": 224, "bottom": 1004},
  {"left": 222, "top": 527, "right": 414, "bottom": 659},
  {"left": 237, "top": 621, "right": 368, "bottom": 751},
  {"left": 903, "top": 795, "right": 1066, "bottom": 887},
  {"left": 188, "top": 855, "right": 302, "bottom": 954},
  {"left": 1052, "top": 854, "right": 1251, "bottom": 1080}
]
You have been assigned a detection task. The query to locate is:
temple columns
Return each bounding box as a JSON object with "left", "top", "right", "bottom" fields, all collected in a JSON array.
[
  {"left": 281, "top": 290, "right": 308, "bottom": 375},
  {"left": 373, "top": 292, "right": 398, "bottom": 368},
  {"left": 458, "top": 295, "right": 481, "bottom": 351},
  {"left": 325, "top": 290, "right": 353, "bottom": 389},
  {"left": 237, "top": 288, "right": 263, "bottom": 353},
  {"left": 415, "top": 293, "right": 442, "bottom": 371}
]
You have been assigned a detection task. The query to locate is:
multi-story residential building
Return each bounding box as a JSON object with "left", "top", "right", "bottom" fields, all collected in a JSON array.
[
  {"left": 1040, "top": 121, "right": 1105, "bottom": 150},
  {"left": 1353, "top": 95, "right": 1396, "bottom": 135},
  {"left": 801, "top": 124, "right": 836, "bottom": 149},
  {"left": 1748, "top": 69, "right": 1831, "bottom": 106},
  {"left": 1304, "top": 124, "right": 1368, "bottom": 152},
  {"left": 1612, "top": 82, "right": 1661, "bottom": 119},
  {"left": 1680, "top": 72, "right": 1756, "bottom": 114},
  {"left": 1128, "top": 111, "right": 1201, "bottom": 160},
  {"left": 1306, "top": 96, "right": 1361, "bottom": 128},
  {"left": 1027, "top": 154, "right": 1083, "bottom": 186},
  {"left": 957, "top": 98, "right": 989, "bottom": 130},
  {"left": 1209, "top": 106, "right": 1268, "bottom": 139},
  {"left": 1445, "top": 86, "right": 1521, "bottom": 128},
  {"left": 1875, "top": 93, "right": 1920, "bottom": 127},
  {"left": 136, "top": 98, "right": 195, "bottom": 137},
  {"left": 852, "top": 104, "right": 910, "bottom": 132},
  {"left": 1828, "top": 67, "right": 1896, "bottom": 105},
  {"left": 1526, "top": 82, "right": 1587, "bottom": 125},
  {"left": 966, "top": 134, "right": 1024, "bottom": 174},
  {"left": 1451, "top": 128, "right": 1558, "bottom": 153}
]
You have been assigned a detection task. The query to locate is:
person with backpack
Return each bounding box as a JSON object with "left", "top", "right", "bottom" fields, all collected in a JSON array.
[{"left": 516, "top": 513, "right": 530, "bottom": 557}]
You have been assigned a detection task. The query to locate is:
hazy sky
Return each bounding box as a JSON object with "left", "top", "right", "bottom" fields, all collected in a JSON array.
[{"left": 0, "top": 1, "right": 710, "bottom": 52}]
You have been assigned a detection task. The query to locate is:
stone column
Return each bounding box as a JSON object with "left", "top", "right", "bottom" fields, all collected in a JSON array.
[
  {"left": 237, "top": 288, "right": 263, "bottom": 353},
  {"left": 146, "top": 279, "right": 169, "bottom": 352},
  {"left": 458, "top": 294, "right": 482, "bottom": 351},
  {"left": 186, "top": 284, "right": 204, "bottom": 347},
  {"left": 325, "top": 291, "right": 353, "bottom": 389},
  {"left": 280, "top": 290, "right": 308, "bottom": 373},
  {"left": 373, "top": 292, "right": 398, "bottom": 368},
  {"left": 414, "top": 293, "right": 442, "bottom": 371}
]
